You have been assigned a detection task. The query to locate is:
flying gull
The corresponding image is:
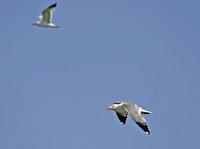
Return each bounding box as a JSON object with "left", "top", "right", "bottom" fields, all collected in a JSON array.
[
  {"left": 33, "top": 3, "right": 59, "bottom": 28},
  {"left": 107, "top": 101, "right": 152, "bottom": 134}
]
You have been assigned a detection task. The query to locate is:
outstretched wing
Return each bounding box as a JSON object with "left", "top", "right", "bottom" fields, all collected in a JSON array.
[
  {"left": 42, "top": 3, "right": 57, "bottom": 23},
  {"left": 134, "top": 115, "right": 150, "bottom": 134},
  {"left": 115, "top": 112, "right": 127, "bottom": 125},
  {"left": 125, "top": 103, "right": 150, "bottom": 134}
]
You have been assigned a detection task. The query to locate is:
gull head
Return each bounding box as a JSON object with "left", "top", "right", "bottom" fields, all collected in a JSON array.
[{"left": 107, "top": 101, "right": 123, "bottom": 110}]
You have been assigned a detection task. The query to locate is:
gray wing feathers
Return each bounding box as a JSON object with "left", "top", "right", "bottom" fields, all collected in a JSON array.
[
  {"left": 42, "top": 3, "right": 57, "bottom": 23},
  {"left": 125, "top": 104, "right": 150, "bottom": 134},
  {"left": 42, "top": 10, "right": 51, "bottom": 23},
  {"left": 125, "top": 104, "right": 146, "bottom": 123}
]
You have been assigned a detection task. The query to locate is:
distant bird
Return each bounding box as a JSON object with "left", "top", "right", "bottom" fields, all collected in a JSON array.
[
  {"left": 107, "top": 101, "right": 152, "bottom": 134},
  {"left": 33, "top": 3, "right": 59, "bottom": 28}
]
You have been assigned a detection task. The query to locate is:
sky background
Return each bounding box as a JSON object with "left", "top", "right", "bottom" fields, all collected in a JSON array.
[{"left": 0, "top": 0, "right": 200, "bottom": 149}]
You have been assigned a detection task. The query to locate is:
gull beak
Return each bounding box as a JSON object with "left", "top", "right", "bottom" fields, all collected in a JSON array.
[{"left": 107, "top": 105, "right": 113, "bottom": 110}]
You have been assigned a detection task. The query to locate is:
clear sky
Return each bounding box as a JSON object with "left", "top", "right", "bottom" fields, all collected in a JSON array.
[{"left": 0, "top": 0, "right": 200, "bottom": 149}]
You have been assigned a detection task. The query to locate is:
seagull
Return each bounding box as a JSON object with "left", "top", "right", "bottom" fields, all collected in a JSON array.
[
  {"left": 33, "top": 3, "right": 59, "bottom": 28},
  {"left": 107, "top": 101, "right": 152, "bottom": 134}
]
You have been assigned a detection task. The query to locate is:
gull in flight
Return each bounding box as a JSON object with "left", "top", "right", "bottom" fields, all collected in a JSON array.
[
  {"left": 33, "top": 3, "right": 59, "bottom": 28},
  {"left": 107, "top": 101, "right": 152, "bottom": 134}
]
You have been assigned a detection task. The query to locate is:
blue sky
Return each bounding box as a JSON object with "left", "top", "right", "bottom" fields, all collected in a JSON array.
[{"left": 0, "top": 0, "right": 200, "bottom": 148}]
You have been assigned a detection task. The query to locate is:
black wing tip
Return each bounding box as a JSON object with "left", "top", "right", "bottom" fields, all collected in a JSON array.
[
  {"left": 48, "top": 3, "right": 57, "bottom": 9},
  {"left": 146, "top": 130, "right": 150, "bottom": 135},
  {"left": 122, "top": 121, "right": 126, "bottom": 125},
  {"left": 116, "top": 112, "right": 127, "bottom": 125},
  {"left": 136, "top": 122, "right": 150, "bottom": 135}
]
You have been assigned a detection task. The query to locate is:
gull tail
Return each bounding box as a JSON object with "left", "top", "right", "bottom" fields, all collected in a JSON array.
[{"left": 140, "top": 108, "right": 152, "bottom": 114}]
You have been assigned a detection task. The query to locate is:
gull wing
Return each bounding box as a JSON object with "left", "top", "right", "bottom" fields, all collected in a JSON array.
[
  {"left": 114, "top": 104, "right": 128, "bottom": 125},
  {"left": 115, "top": 112, "right": 127, "bottom": 125},
  {"left": 125, "top": 103, "right": 150, "bottom": 134},
  {"left": 42, "top": 3, "right": 57, "bottom": 24}
]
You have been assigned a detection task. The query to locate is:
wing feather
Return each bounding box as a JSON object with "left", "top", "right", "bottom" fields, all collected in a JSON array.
[
  {"left": 41, "top": 3, "right": 57, "bottom": 24},
  {"left": 124, "top": 103, "right": 150, "bottom": 134},
  {"left": 115, "top": 112, "right": 127, "bottom": 124}
]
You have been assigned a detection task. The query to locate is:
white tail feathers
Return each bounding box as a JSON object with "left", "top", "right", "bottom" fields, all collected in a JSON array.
[{"left": 140, "top": 108, "right": 152, "bottom": 114}]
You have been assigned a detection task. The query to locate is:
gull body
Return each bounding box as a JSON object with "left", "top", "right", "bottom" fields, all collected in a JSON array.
[
  {"left": 107, "top": 101, "right": 152, "bottom": 135},
  {"left": 33, "top": 3, "right": 59, "bottom": 28}
]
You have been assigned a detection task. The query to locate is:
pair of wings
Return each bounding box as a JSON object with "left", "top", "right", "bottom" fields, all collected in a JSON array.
[
  {"left": 115, "top": 104, "right": 150, "bottom": 134},
  {"left": 40, "top": 3, "right": 57, "bottom": 24}
]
